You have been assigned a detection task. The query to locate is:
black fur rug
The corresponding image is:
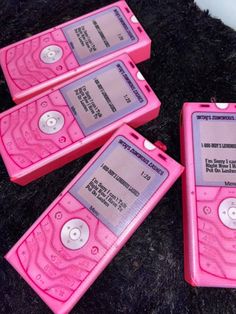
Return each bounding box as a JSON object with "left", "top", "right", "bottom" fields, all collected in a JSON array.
[{"left": 1, "top": 0, "right": 236, "bottom": 313}]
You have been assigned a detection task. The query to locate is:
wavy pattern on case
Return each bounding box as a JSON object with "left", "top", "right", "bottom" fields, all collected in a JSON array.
[
  {"left": 197, "top": 192, "right": 236, "bottom": 280},
  {"left": 0, "top": 91, "right": 83, "bottom": 169},
  {"left": 6, "top": 30, "right": 78, "bottom": 91},
  {"left": 16, "top": 192, "right": 117, "bottom": 302}
]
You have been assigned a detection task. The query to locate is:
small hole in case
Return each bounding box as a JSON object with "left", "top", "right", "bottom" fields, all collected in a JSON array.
[
  {"left": 129, "top": 61, "right": 135, "bottom": 68},
  {"left": 158, "top": 153, "right": 167, "bottom": 161},
  {"left": 200, "top": 104, "right": 210, "bottom": 107},
  {"left": 130, "top": 133, "right": 139, "bottom": 140},
  {"left": 125, "top": 7, "right": 130, "bottom": 13},
  {"left": 137, "top": 26, "right": 142, "bottom": 33},
  {"left": 145, "top": 85, "right": 151, "bottom": 93}
]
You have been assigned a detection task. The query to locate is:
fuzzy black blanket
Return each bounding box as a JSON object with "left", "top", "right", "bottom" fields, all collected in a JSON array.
[{"left": 0, "top": 0, "right": 236, "bottom": 313}]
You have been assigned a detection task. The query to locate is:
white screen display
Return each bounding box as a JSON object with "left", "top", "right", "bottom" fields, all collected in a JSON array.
[
  {"left": 60, "top": 61, "right": 146, "bottom": 135},
  {"left": 70, "top": 136, "right": 168, "bottom": 235},
  {"left": 193, "top": 112, "right": 236, "bottom": 187},
  {"left": 62, "top": 7, "right": 137, "bottom": 65}
]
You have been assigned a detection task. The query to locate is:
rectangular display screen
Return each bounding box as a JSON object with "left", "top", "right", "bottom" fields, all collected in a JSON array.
[
  {"left": 62, "top": 7, "right": 138, "bottom": 65},
  {"left": 192, "top": 112, "right": 236, "bottom": 187},
  {"left": 70, "top": 136, "right": 168, "bottom": 235},
  {"left": 60, "top": 60, "right": 147, "bottom": 135}
]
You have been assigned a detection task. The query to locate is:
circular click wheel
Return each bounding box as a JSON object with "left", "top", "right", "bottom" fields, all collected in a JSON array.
[
  {"left": 60, "top": 218, "right": 90, "bottom": 250},
  {"left": 219, "top": 198, "right": 236, "bottom": 229},
  {"left": 40, "top": 45, "right": 63, "bottom": 64},
  {"left": 39, "top": 111, "right": 65, "bottom": 134}
]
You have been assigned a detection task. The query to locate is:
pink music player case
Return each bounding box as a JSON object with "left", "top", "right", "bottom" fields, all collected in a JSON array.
[
  {"left": 181, "top": 102, "right": 236, "bottom": 287},
  {"left": 0, "top": 54, "right": 160, "bottom": 185},
  {"left": 0, "top": 1, "right": 151, "bottom": 104},
  {"left": 5, "top": 124, "right": 184, "bottom": 314}
]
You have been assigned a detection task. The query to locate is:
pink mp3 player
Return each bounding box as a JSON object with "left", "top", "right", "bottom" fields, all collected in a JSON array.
[
  {"left": 181, "top": 102, "right": 236, "bottom": 287},
  {"left": 0, "top": 54, "right": 160, "bottom": 186},
  {"left": 0, "top": 1, "right": 151, "bottom": 104},
  {"left": 5, "top": 124, "right": 184, "bottom": 314}
]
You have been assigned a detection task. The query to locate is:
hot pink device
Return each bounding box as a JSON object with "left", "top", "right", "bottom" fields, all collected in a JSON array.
[
  {"left": 0, "top": 54, "right": 160, "bottom": 185},
  {"left": 0, "top": 1, "right": 151, "bottom": 104},
  {"left": 6, "top": 124, "right": 184, "bottom": 314},
  {"left": 181, "top": 102, "right": 236, "bottom": 287}
]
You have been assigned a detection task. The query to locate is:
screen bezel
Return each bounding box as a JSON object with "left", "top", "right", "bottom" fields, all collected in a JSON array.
[
  {"left": 60, "top": 60, "right": 147, "bottom": 136},
  {"left": 192, "top": 111, "right": 236, "bottom": 187},
  {"left": 69, "top": 135, "right": 169, "bottom": 235},
  {"left": 62, "top": 6, "right": 138, "bottom": 65}
]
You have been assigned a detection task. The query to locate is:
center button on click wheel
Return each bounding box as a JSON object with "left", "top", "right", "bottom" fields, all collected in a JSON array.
[
  {"left": 69, "top": 228, "right": 81, "bottom": 241},
  {"left": 228, "top": 207, "right": 236, "bottom": 220},
  {"left": 46, "top": 117, "right": 57, "bottom": 127}
]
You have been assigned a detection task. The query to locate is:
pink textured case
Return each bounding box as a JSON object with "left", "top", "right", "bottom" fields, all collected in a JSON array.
[
  {"left": 0, "top": 1, "right": 151, "bottom": 104},
  {"left": 181, "top": 102, "right": 236, "bottom": 287},
  {"left": 5, "top": 124, "right": 184, "bottom": 314},
  {"left": 0, "top": 54, "right": 160, "bottom": 185}
]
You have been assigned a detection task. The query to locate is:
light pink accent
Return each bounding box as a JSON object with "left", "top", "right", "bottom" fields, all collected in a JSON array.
[
  {"left": 0, "top": 54, "right": 160, "bottom": 185},
  {"left": 181, "top": 102, "right": 236, "bottom": 287},
  {"left": 0, "top": 1, "right": 151, "bottom": 104},
  {"left": 5, "top": 124, "right": 183, "bottom": 314}
]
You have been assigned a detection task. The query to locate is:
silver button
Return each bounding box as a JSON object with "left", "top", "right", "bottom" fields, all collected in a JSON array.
[
  {"left": 219, "top": 198, "right": 236, "bottom": 229},
  {"left": 228, "top": 207, "right": 236, "bottom": 220},
  {"left": 46, "top": 117, "right": 57, "bottom": 127},
  {"left": 40, "top": 45, "right": 63, "bottom": 64},
  {"left": 69, "top": 228, "right": 81, "bottom": 241},
  {"left": 39, "top": 111, "right": 64, "bottom": 134},
  {"left": 61, "top": 218, "right": 89, "bottom": 250}
]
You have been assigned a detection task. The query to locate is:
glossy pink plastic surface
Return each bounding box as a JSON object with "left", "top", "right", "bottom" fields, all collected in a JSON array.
[
  {"left": 0, "top": 1, "right": 151, "bottom": 104},
  {"left": 0, "top": 54, "right": 160, "bottom": 185},
  {"left": 5, "top": 124, "right": 184, "bottom": 314},
  {"left": 181, "top": 102, "right": 236, "bottom": 287}
]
